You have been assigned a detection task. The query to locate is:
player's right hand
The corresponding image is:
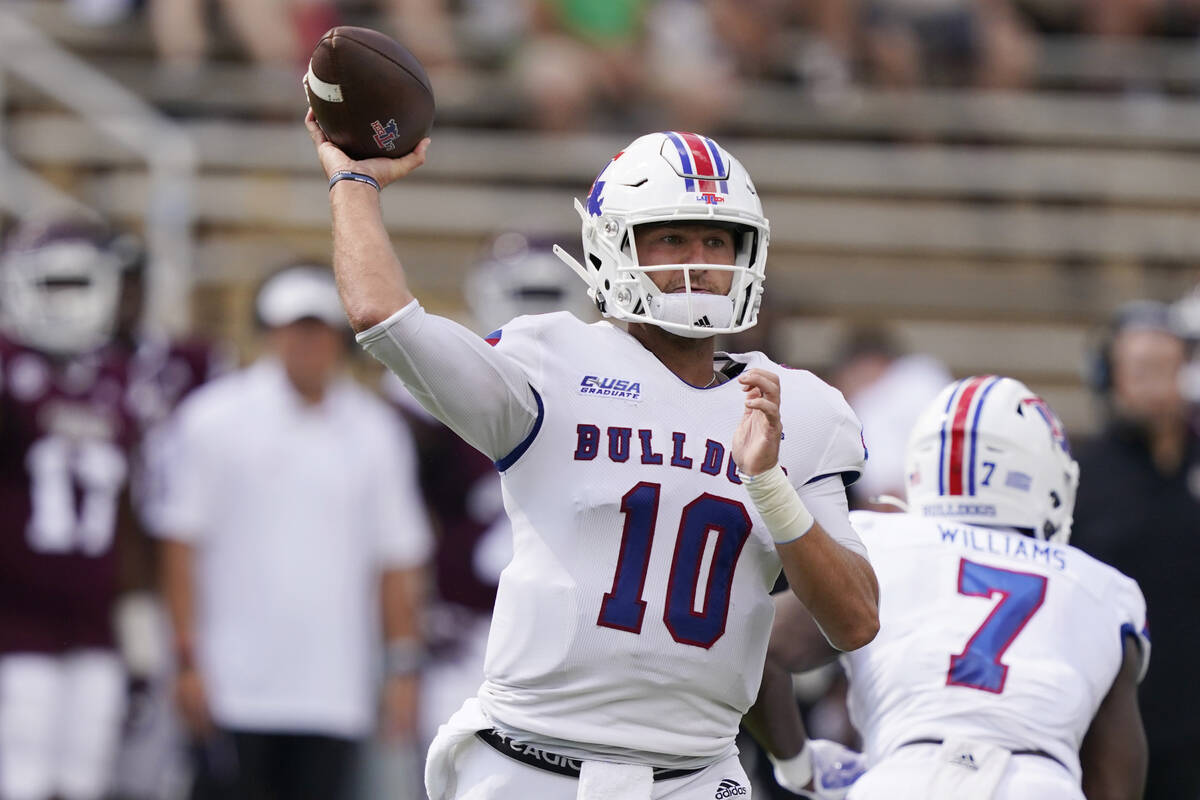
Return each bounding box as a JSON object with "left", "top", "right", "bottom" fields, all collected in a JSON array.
[
  {"left": 805, "top": 739, "right": 867, "bottom": 800},
  {"left": 305, "top": 108, "right": 429, "bottom": 189},
  {"left": 175, "top": 665, "right": 214, "bottom": 736}
]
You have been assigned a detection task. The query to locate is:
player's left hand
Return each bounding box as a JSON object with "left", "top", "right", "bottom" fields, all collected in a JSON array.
[
  {"left": 381, "top": 673, "right": 419, "bottom": 743},
  {"left": 732, "top": 368, "right": 783, "bottom": 477}
]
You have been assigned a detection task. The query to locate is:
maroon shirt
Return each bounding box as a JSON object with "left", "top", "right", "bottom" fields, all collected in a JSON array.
[
  {"left": 124, "top": 334, "right": 227, "bottom": 433},
  {"left": 0, "top": 336, "right": 138, "bottom": 653}
]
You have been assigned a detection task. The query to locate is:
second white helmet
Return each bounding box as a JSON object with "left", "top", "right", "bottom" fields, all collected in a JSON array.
[
  {"left": 0, "top": 219, "right": 132, "bottom": 357},
  {"left": 555, "top": 131, "right": 770, "bottom": 338},
  {"left": 905, "top": 376, "right": 1080, "bottom": 544}
]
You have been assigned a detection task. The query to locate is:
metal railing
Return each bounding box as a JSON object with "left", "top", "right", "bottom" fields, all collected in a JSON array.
[{"left": 0, "top": 5, "right": 197, "bottom": 331}]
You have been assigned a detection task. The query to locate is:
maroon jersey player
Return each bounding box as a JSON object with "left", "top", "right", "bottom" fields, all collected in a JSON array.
[{"left": 0, "top": 219, "right": 140, "bottom": 800}]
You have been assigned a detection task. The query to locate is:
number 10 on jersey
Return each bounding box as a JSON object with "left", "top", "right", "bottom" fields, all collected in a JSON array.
[{"left": 597, "top": 482, "right": 753, "bottom": 649}]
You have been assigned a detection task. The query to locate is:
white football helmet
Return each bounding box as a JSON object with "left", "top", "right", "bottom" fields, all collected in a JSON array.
[
  {"left": 0, "top": 220, "right": 132, "bottom": 356},
  {"left": 554, "top": 131, "right": 769, "bottom": 338},
  {"left": 464, "top": 232, "right": 594, "bottom": 333},
  {"left": 905, "top": 376, "right": 1080, "bottom": 544}
]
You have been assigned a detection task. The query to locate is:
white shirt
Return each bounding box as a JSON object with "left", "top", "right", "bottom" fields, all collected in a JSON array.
[
  {"left": 843, "top": 511, "right": 1150, "bottom": 781},
  {"left": 359, "top": 304, "right": 867, "bottom": 765},
  {"left": 156, "top": 359, "right": 432, "bottom": 737},
  {"left": 848, "top": 354, "right": 951, "bottom": 502}
]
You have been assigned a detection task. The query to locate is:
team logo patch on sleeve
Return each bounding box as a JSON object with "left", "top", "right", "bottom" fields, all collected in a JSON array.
[{"left": 484, "top": 329, "right": 502, "bottom": 346}]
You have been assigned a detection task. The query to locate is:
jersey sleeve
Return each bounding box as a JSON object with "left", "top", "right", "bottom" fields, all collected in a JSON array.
[
  {"left": 776, "top": 371, "right": 869, "bottom": 559},
  {"left": 778, "top": 372, "right": 866, "bottom": 488},
  {"left": 357, "top": 300, "right": 542, "bottom": 463},
  {"left": 812, "top": 385, "right": 868, "bottom": 488},
  {"left": 799, "top": 475, "right": 867, "bottom": 560},
  {"left": 1110, "top": 570, "right": 1151, "bottom": 682}
]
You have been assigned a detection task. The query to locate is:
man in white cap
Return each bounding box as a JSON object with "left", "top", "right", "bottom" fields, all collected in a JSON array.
[{"left": 154, "top": 264, "right": 433, "bottom": 799}]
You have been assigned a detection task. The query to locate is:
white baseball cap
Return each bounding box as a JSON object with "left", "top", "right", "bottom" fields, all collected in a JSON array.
[{"left": 256, "top": 265, "right": 348, "bottom": 329}]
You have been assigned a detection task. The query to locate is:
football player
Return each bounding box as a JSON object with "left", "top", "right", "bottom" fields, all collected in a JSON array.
[
  {"left": 759, "top": 376, "right": 1149, "bottom": 800},
  {"left": 390, "top": 232, "right": 597, "bottom": 753},
  {"left": 307, "top": 117, "right": 880, "bottom": 800},
  {"left": 0, "top": 218, "right": 141, "bottom": 800}
]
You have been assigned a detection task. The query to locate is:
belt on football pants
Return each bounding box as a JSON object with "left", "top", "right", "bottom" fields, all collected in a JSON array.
[
  {"left": 475, "top": 729, "right": 704, "bottom": 781},
  {"left": 899, "top": 738, "right": 1068, "bottom": 771}
]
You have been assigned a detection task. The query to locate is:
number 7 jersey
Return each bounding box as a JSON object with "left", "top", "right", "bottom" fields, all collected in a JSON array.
[
  {"left": 474, "top": 313, "right": 866, "bottom": 763},
  {"left": 842, "top": 511, "right": 1150, "bottom": 782}
]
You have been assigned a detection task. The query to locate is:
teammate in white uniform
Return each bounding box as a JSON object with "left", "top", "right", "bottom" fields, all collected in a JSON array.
[
  {"left": 762, "top": 375, "right": 1149, "bottom": 800},
  {"left": 305, "top": 115, "right": 881, "bottom": 800}
]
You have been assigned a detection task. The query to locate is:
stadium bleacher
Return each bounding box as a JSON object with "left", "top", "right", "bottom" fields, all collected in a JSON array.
[{"left": 4, "top": 0, "right": 1199, "bottom": 433}]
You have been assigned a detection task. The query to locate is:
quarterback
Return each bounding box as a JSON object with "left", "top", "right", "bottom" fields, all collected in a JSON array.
[
  {"left": 764, "top": 376, "right": 1149, "bottom": 800},
  {"left": 307, "top": 114, "right": 879, "bottom": 799}
]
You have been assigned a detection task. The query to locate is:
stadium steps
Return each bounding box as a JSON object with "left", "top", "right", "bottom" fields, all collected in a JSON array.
[
  {"left": 10, "top": 5, "right": 1200, "bottom": 432},
  {"left": 14, "top": 114, "right": 1200, "bottom": 205}
]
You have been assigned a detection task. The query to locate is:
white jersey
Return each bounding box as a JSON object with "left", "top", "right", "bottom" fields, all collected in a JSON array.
[
  {"left": 360, "top": 307, "right": 866, "bottom": 765},
  {"left": 843, "top": 511, "right": 1150, "bottom": 781}
]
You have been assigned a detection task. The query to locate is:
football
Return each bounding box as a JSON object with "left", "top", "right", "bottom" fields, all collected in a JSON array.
[{"left": 304, "top": 26, "right": 435, "bottom": 160}]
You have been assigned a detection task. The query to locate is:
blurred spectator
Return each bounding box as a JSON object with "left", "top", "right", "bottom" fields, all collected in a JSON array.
[
  {"left": 1070, "top": 299, "right": 1200, "bottom": 800},
  {"left": 512, "top": 0, "right": 648, "bottom": 130},
  {"left": 0, "top": 218, "right": 141, "bottom": 800},
  {"left": 150, "top": 0, "right": 305, "bottom": 73},
  {"left": 148, "top": 0, "right": 458, "bottom": 79},
  {"left": 643, "top": 0, "right": 742, "bottom": 132},
  {"left": 381, "top": 0, "right": 463, "bottom": 76},
  {"left": 1080, "top": 0, "right": 1200, "bottom": 39},
  {"left": 383, "top": 233, "right": 595, "bottom": 752},
  {"left": 513, "top": 0, "right": 738, "bottom": 131},
  {"left": 829, "top": 325, "right": 951, "bottom": 510},
  {"left": 706, "top": 0, "right": 796, "bottom": 81},
  {"left": 155, "top": 265, "right": 432, "bottom": 800},
  {"left": 1172, "top": 283, "right": 1200, "bottom": 408},
  {"left": 801, "top": 0, "right": 1036, "bottom": 91}
]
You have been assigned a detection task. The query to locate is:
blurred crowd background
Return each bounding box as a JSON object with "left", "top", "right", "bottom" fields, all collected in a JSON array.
[{"left": 1, "top": 0, "right": 1199, "bottom": 797}]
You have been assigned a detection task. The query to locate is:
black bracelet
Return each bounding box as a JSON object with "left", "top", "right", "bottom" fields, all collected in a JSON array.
[{"left": 328, "top": 170, "right": 381, "bottom": 192}]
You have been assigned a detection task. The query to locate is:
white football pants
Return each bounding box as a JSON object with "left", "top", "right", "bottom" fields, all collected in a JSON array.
[
  {"left": 0, "top": 652, "right": 125, "bottom": 800},
  {"left": 847, "top": 743, "right": 1083, "bottom": 800},
  {"left": 447, "top": 735, "right": 752, "bottom": 800}
]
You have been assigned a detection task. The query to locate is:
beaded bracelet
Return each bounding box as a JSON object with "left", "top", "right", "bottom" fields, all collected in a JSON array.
[{"left": 328, "top": 170, "right": 381, "bottom": 192}]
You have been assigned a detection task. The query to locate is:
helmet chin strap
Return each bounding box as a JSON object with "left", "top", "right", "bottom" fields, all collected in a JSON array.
[{"left": 647, "top": 293, "right": 734, "bottom": 338}]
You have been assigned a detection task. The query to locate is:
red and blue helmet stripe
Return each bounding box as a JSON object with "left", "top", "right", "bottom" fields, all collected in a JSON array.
[
  {"left": 938, "top": 375, "right": 1002, "bottom": 496},
  {"left": 663, "top": 131, "right": 730, "bottom": 195}
]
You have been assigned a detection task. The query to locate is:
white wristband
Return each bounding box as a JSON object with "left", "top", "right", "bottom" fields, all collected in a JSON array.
[
  {"left": 739, "top": 464, "right": 815, "bottom": 544},
  {"left": 770, "top": 741, "right": 813, "bottom": 793}
]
